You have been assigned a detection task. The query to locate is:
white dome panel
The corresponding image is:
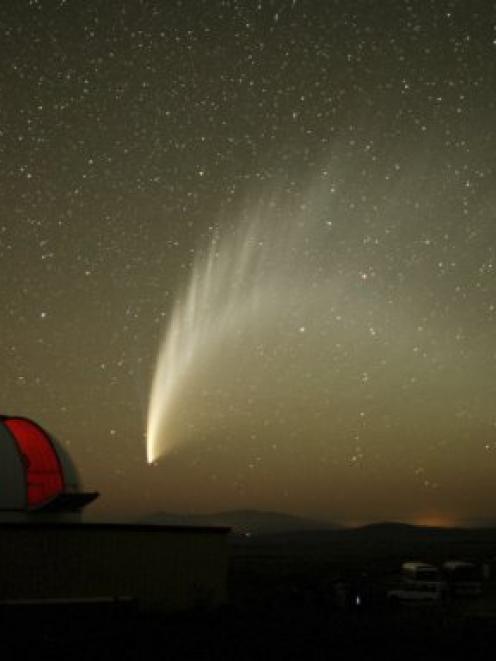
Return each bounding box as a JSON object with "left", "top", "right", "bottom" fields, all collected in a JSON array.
[{"left": 0, "top": 421, "right": 26, "bottom": 510}]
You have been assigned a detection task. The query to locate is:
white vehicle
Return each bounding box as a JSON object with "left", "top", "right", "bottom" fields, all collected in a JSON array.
[
  {"left": 387, "top": 582, "right": 444, "bottom": 604},
  {"left": 387, "top": 562, "right": 445, "bottom": 605},
  {"left": 442, "top": 561, "right": 482, "bottom": 596},
  {"left": 401, "top": 561, "right": 442, "bottom": 588}
]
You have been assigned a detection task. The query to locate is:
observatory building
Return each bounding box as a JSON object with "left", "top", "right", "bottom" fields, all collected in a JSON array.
[
  {"left": 0, "top": 415, "right": 98, "bottom": 520},
  {"left": 0, "top": 415, "right": 229, "bottom": 613}
]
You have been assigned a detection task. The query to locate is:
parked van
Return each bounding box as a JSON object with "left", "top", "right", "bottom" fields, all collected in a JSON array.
[
  {"left": 387, "top": 562, "right": 445, "bottom": 605},
  {"left": 387, "top": 581, "right": 444, "bottom": 605},
  {"left": 401, "top": 562, "right": 443, "bottom": 587}
]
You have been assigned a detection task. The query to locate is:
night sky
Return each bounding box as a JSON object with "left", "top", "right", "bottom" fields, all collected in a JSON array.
[{"left": 1, "top": 1, "right": 495, "bottom": 525}]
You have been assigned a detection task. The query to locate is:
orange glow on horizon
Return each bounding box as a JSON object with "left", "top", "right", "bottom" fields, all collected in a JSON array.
[{"left": 412, "top": 515, "right": 458, "bottom": 528}]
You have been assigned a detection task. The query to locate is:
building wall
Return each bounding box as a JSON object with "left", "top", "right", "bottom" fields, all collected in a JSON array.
[{"left": 0, "top": 523, "right": 229, "bottom": 612}]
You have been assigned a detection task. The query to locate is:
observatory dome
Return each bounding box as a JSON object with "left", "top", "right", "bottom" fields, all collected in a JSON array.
[{"left": 0, "top": 415, "right": 97, "bottom": 514}]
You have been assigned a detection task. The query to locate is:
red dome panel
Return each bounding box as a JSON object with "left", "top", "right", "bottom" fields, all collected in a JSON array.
[{"left": 4, "top": 418, "right": 64, "bottom": 509}]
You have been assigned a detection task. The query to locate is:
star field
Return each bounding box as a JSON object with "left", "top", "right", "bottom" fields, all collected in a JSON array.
[{"left": 1, "top": 0, "right": 495, "bottom": 524}]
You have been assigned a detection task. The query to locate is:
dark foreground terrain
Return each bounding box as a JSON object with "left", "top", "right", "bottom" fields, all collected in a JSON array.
[{"left": 2, "top": 524, "right": 496, "bottom": 660}]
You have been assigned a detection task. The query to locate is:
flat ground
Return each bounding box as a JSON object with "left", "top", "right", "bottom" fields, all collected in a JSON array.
[{"left": 2, "top": 526, "right": 496, "bottom": 660}]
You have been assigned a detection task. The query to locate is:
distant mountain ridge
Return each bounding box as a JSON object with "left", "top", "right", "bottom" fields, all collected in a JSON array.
[
  {"left": 137, "top": 510, "right": 496, "bottom": 539},
  {"left": 140, "top": 509, "right": 340, "bottom": 535}
]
